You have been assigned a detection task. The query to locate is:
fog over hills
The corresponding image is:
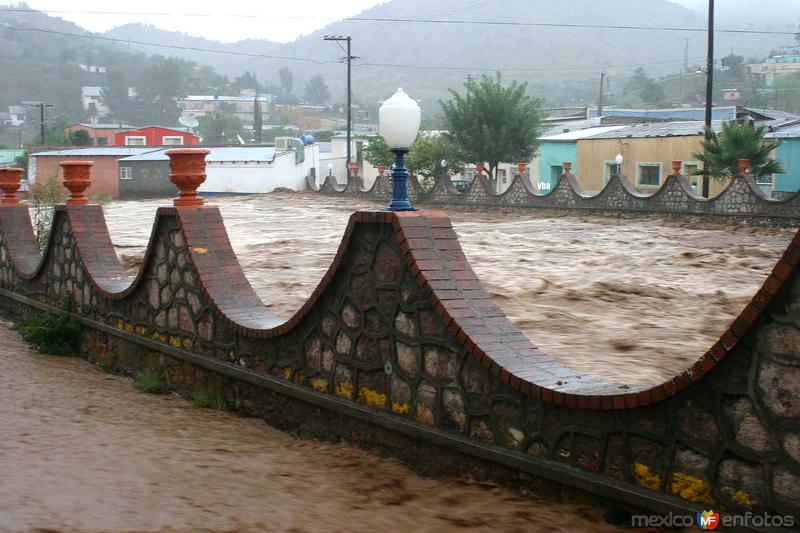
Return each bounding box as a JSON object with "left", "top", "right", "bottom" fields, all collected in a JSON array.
[{"left": 101, "top": 0, "right": 790, "bottom": 106}]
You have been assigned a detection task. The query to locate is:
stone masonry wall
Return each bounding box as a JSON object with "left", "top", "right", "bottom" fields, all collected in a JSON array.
[
  {"left": 308, "top": 171, "right": 800, "bottom": 226},
  {"left": 1, "top": 198, "right": 799, "bottom": 523}
]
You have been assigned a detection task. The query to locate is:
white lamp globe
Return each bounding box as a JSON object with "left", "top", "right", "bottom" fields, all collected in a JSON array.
[
  {"left": 379, "top": 88, "right": 421, "bottom": 149},
  {"left": 614, "top": 154, "right": 624, "bottom": 165}
]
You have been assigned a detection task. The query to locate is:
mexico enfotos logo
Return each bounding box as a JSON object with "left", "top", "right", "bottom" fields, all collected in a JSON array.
[{"left": 631, "top": 510, "right": 794, "bottom": 529}]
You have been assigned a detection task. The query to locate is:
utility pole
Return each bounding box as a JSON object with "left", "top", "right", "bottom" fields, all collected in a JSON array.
[
  {"left": 702, "top": 0, "right": 715, "bottom": 198},
  {"left": 24, "top": 102, "right": 53, "bottom": 145},
  {"left": 597, "top": 73, "right": 605, "bottom": 118},
  {"left": 324, "top": 35, "right": 357, "bottom": 179}
]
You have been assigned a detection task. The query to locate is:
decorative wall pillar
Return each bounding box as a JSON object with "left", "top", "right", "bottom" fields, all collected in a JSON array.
[
  {"left": 60, "top": 161, "right": 93, "bottom": 205},
  {"left": 563, "top": 162, "right": 573, "bottom": 176},
  {"left": 166, "top": 149, "right": 210, "bottom": 207},
  {"left": 672, "top": 160, "right": 682, "bottom": 176},
  {"left": 0, "top": 168, "right": 23, "bottom": 205}
]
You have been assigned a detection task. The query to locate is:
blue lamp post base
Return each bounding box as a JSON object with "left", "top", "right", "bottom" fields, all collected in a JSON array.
[{"left": 386, "top": 149, "right": 417, "bottom": 211}]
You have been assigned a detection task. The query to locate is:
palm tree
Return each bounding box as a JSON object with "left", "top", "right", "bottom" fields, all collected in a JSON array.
[{"left": 693, "top": 120, "right": 784, "bottom": 181}]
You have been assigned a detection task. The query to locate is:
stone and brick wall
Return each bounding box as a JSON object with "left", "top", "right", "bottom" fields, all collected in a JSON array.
[
  {"left": 1, "top": 156, "right": 799, "bottom": 523},
  {"left": 309, "top": 163, "right": 800, "bottom": 226}
]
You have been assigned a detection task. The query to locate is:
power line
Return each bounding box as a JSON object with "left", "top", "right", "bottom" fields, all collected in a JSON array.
[
  {"left": 348, "top": 17, "right": 798, "bottom": 36},
  {"left": 0, "top": 22, "right": 335, "bottom": 64},
  {"left": 0, "top": 7, "right": 797, "bottom": 36},
  {"left": 0, "top": 21, "right": 709, "bottom": 74}
]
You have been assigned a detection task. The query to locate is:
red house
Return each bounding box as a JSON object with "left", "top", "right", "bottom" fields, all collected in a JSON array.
[{"left": 113, "top": 125, "right": 200, "bottom": 146}]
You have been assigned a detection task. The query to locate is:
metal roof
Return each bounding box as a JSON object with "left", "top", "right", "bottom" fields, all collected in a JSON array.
[
  {"left": 118, "top": 146, "right": 279, "bottom": 163},
  {"left": 71, "top": 123, "right": 135, "bottom": 129},
  {"left": 32, "top": 147, "right": 159, "bottom": 157},
  {"left": 581, "top": 120, "right": 724, "bottom": 140},
  {"left": 767, "top": 123, "right": 800, "bottom": 139},
  {"left": 540, "top": 125, "right": 628, "bottom": 142}
]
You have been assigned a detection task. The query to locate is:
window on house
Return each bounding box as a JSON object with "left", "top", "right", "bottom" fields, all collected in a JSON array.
[
  {"left": 162, "top": 136, "right": 184, "bottom": 145},
  {"left": 119, "top": 167, "right": 132, "bottom": 180},
  {"left": 636, "top": 163, "right": 662, "bottom": 187},
  {"left": 756, "top": 174, "right": 773, "bottom": 185},
  {"left": 603, "top": 161, "right": 619, "bottom": 184},
  {"left": 550, "top": 165, "right": 563, "bottom": 180},
  {"left": 125, "top": 136, "right": 147, "bottom": 146}
]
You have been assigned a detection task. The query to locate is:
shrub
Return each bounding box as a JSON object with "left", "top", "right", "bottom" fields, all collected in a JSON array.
[
  {"left": 14, "top": 294, "right": 81, "bottom": 355},
  {"left": 192, "top": 392, "right": 227, "bottom": 410},
  {"left": 134, "top": 369, "right": 168, "bottom": 394}
]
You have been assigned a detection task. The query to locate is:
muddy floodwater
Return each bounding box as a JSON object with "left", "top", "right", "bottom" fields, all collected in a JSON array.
[
  {"left": 108, "top": 192, "right": 794, "bottom": 384},
  {"left": 2, "top": 192, "right": 793, "bottom": 532}
]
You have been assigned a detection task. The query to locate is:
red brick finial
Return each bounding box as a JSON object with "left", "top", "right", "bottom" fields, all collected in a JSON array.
[
  {"left": 672, "top": 160, "right": 682, "bottom": 176},
  {"left": 60, "top": 161, "right": 94, "bottom": 205},
  {"left": 738, "top": 158, "right": 750, "bottom": 177},
  {"left": 0, "top": 167, "right": 24, "bottom": 205},
  {"left": 475, "top": 162, "right": 484, "bottom": 176},
  {"left": 166, "top": 149, "right": 210, "bottom": 207},
  {"left": 517, "top": 161, "right": 527, "bottom": 176},
  {"left": 563, "top": 162, "right": 572, "bottom": 175}
]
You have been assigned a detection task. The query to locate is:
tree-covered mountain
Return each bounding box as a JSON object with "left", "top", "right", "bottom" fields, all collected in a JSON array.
[{"left": 103, "top": 0, "right": 783, "bottom": 110}]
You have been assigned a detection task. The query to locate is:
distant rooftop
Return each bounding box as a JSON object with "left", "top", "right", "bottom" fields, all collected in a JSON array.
[
  {"left": 32, "top": 147, "right": 158, "bottom": 157},
  {"left": 70, "top": 123, "right": 135, "bottom": 130},
  {"left": 583, "top": 121, "right": 722, "bottom": 140},
  {"left": 541, "top": 125, "right": 628, "bottom": 142},
  {"left": 118, "top": 146, "right": 279, "bottom": 163}
]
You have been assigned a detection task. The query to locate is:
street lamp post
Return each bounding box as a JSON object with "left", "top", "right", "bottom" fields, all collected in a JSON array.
[
  {"left": 379, "top": 88, "right": 421, "bottom": 211},
  {"left": 614, "top": 153, "right": 624, "bottom": 176}
]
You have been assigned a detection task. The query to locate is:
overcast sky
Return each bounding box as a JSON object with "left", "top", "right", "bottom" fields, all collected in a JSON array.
[{"left": 24, "top": 0, "right": 705, "bottom": 43}]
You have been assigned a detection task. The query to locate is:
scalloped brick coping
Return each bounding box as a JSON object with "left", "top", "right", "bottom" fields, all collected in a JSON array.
[{"left": 0, "top": 200, "right": 799, "bottom": 518}]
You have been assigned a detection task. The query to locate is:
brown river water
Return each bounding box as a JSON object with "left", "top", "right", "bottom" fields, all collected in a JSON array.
[{"left": 2, "top": 191, "right": 794, "bottom": 532}]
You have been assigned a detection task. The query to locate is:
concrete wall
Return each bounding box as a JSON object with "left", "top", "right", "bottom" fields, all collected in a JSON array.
[
  {"left": 775, "top": 139, "right": 800, "bottom": 193},
  {"left": 538, "top": 142, "right": 576, "bottom": 194},
  {"left": 119, "top": 160, "right": 174, "bottom": 199},
  {"left": 200, "top": 145, "right": 318, "bottom": 194},
  {"left": 31, "top": 155, "right": 120, "bottom": 198},
  {"left": 576, "top": 136, "right": 728, "bottom": 197}
]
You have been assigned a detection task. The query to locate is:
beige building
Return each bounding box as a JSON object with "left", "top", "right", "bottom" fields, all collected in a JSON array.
[{"left": 575, "top": 121, "right": 730, "bottom": 196}]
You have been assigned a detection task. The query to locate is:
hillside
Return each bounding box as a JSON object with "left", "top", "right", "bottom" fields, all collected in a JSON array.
[{"left": 103, "top": 0, "right": 782, "bottom": 108}]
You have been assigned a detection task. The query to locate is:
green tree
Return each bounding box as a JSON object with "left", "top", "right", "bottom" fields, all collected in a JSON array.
[
  {"left": 68, "top": 129, "right": 92, "bottom": 146},
  {"left": 362, "top": 136, "right": 395, "bottom": 168},
  {"left": 198, "top": 112, "right": 245, "bottom": 144},
  {"left": 693, "top": 121, "right": 784, "bottom": 182},
  {"left": 640, "top": 80, "right": 665, "bottom": 105},
  {"left": 101, "top": 68, "right": 134, "bottom": 123},
  {"left": 440, "top": 74, "right": 544, "bottom": 181},
  {"left": 133, "top": 57, "right": 192, "bottom": 124},
  {"left": 279, "top": 67, "right": 294, "bottom": 97},
  {"left": 406, "top": 135, "right": 465, "bottom": 178},
  {"left": 303, "top": 74, "right": 331, "bottom": 105}
]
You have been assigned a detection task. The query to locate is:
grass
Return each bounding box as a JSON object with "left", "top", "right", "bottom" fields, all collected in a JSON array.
[
  {"left": 13, "top": 294, "right": 81, "bottom": 356},
  {"left": 134, "top": 369, "right": 168, "bottom": 394},
  {"left": 192, "top": 392, "right": 227, "bottom": 410}
]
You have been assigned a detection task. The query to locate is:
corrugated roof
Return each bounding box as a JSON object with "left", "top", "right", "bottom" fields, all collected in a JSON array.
[
  {"left": 32, "top": 147, "right": 159, "bottom": 157},
  {"left": 118, "top": 149, "right": 170, "bottom": 162},
  {"left": 768, "top": 123, "right": 800, "bottom": 139},
  {"left": 541, "top": 125, "right": 628, "bottom": 141},
  {"left": 118, "top": 146, "right": 279, "bottom": 163},
  {"left": 582, "top": 120, "right": 723, "bottom": 139},
  {"left": 72, "top": 123, "right": 135, "bottom": 129}
]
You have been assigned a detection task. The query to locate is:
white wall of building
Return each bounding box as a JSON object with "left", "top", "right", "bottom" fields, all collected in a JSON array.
[{"left": 200, "top": 145, "right": 318, "bottom": 194}]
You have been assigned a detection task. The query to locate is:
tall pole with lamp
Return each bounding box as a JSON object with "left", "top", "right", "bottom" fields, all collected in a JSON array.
[{"left": 379, "top": 88, "right": 421, "bottom": 211}]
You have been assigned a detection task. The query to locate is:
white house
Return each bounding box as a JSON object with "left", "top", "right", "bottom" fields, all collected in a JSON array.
[{"left": 200, "top": 145, "right": 318, "bottom": 194}]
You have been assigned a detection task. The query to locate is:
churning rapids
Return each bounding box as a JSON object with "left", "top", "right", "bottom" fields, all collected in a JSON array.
[
  {"left": 107, "top": 192, "right": 793, "bottom": 384},
  {"left": 1, "top": 191, "right": 792, "bottom": 532}
]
